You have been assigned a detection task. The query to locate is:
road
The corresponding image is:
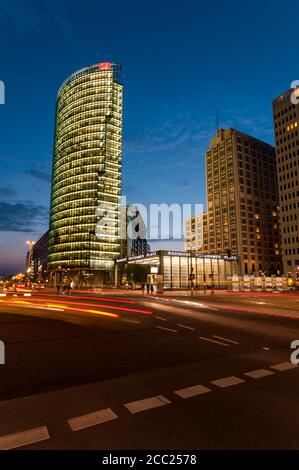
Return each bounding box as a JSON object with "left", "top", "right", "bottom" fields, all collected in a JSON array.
[{"left": 0, "top": 290, "right": 298, "bottom": 450}]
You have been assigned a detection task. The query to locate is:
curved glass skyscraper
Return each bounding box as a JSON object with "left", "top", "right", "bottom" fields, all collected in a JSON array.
[{"left": 48, "top": 62, "right": 123, "bottom": 284}]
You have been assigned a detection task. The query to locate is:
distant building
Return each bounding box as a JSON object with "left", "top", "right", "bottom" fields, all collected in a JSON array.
[
  {"left": 273, "top": 88, "right": 299, "bottom": 284},
  {"left": 48, "top": 62, "right": 123, "bottom": 286},
  {"left": 198, "top": 129, "right": 282, "bottom": 275},
  {"left": 32, "top": 231, "right": 49, "bottom": 281},
  {"left": 120, "top": 206, "right": 150, "bottom": 257},
  {"left": 185, "top": 212, "right": 208, "bottom": 253}
]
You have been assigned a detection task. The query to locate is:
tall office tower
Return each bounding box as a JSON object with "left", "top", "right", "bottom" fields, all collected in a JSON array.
[
  {"left": 48, "top": 62, "right": 123, "bottom": 285},
  {"left": 204, "top": 128, "right": 282, "bottom": 275},
  {"left": 273, "top": 88, "right": 299, "bottom": 284}
]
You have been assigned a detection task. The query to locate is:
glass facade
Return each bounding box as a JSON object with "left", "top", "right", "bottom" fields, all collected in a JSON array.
[
  {"left": 116, "top": 251, "right": 239, "bottom": 290},
  {"left": 161, "top": 254, "right": 237, "bottom": 289},
  {"left": 48, "top": 63, "right": 123, "bottom": 275}
]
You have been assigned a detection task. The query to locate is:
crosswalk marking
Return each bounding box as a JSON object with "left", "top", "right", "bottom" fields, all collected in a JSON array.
[
  {"left": 124, "top": 395, "right": 171, "bottom": 414},
  {"left": 68, "top": 408, "right": 118, "bottom": 431},
  {"left": 271, "top": 362, "right": 298, "bottom": 372},
  {"left": 174, "top": 384, "right": 211, "bottom": 399},
  {"left": 0, "top": 426, "right": 50, "bottom": 450},
  {"left": 244, "top": 369, "right": 274, "bottom": 379},
  {"left": 211, "top": 376, "right": 245, "bottom": 388}
]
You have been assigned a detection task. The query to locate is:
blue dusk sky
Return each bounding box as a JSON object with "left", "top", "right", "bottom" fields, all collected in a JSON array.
[{"left": 0, "top": 0, "right": 298, "bottom": 275}]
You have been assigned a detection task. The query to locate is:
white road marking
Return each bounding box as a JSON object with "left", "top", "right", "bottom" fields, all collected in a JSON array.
[
  {"left": 174, "top": 384, "right": 211, "bottom": 399},
  {"left": 156, "top": 326, "right": 178, "bottom": 333},
  {"left": 262, "top": 347, "right": 270, "bottom": 351},
  {"left": 213, "top": 335, "right": 239, "bottom": 345},
  {"left": 211, "top": 376, "right": 245, "bottom": 388},
  {"left": 199, "top": 336, "right": 229, "bottom": 347},
  {"left": 122, "top": 319, "right": 141, "bottom": 324},
  {"left": 271, "top": 362, "right": 298, "bottom": 372},
  {"left": 155, "top": 316, "right": 167, "bottom": 321},
  {"left": 124, "top": 395, "right": 171, "bottom": 414},
  {"left": 68, "top": 408, "right": 118, "bottom": 431},
  {"left": 177, "top": 323, "right": 196, "bottom": 331},
  {"left": 23, "top": 293, "right": 31, "bottom": 297},
  {"left": 175, "top": 300, "right": 218, "bottom": 311},
  {"left": 0, "top": 426, "right": 50, "bottom": 450},
  {"left": 0, "top": 294, "right": 6, "bottom": 297},
  {"left": 244, "top": 369, "right": 274, "bottom": 379}
]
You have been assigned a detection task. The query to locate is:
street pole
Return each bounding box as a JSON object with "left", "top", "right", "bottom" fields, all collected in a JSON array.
[{"left": 190, "top": 259, "right": 194, "bottom": 297}]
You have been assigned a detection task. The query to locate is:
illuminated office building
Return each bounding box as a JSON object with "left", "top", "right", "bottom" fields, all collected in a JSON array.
[
  {"left": 203, "top": 129, "right": 282, "bottom": 275},
  {"left": 273, "top": 88, "right": 299, "bottom": 284},
  {"left": 48, "top": 62, "right": 123, "bottom": 285}
]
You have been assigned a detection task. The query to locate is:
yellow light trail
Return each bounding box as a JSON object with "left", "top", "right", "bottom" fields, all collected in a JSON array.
[
  {"left": 0, "top": 298, "right": 119, "bottom": 319},
  {"left": 44, "top": 303, "right": 119, "bottom": 318}
]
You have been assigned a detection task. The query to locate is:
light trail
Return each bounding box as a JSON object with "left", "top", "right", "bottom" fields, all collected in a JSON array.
[
  {"left": 26, "top": 292, "right": 137, "bottom": 304},
  {"left": 0, "top": 299, "right": 119, "bottom": 319},
  {"left": 7, "top": 297, "right": 152, "bottom": 315}
]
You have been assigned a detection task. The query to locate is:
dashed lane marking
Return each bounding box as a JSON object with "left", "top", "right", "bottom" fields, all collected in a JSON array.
[
  {"left": 174, "top": 384, "right": 211, "bottom": 399},
  {"left": 244, "top": 369, "right": 274, "bottom": 379},
  {"left": 0, "top": 426, "right": 50, "bottom": 450},
  {"left": 262, "top": 347, "right": 270, "bottom": 351},
  {"left": 155, "top": 316, "right": 167, "bottom": 321},
  {"left": 124, "top": 395, "right": 171, "bottom": 414},
  {"left": 122, "top": 319, "right": 141, "bottom": 324},
  {"left": 212, "top": 335, "right": 239, "bottom": 345},
  {"left": 68, "top": 408, "right": 118, "bottom": 432},
  {"left": 156, "top": 326, "right": 178, "bottom": 333},
  {"left": 271, "top": 362, "right": 298, "bottom": 372},
  {"left": 211, "top": 376, "right": 245, "bottom": 388},
  {"left": 177, "top": 323, "right": 196, "bottom": 331},
  {"left": 199, "top": 336, "right": 229, "bottom": 347}
]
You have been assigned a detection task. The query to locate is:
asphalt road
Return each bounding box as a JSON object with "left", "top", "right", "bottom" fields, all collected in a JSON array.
[{"left": 0, "top": 291, "right": 298, "bottom": 450}]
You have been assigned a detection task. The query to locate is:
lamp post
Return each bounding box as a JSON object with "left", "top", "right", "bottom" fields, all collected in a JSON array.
[{"left": 189, "top": 258, "right": 194, "bottom": 297}]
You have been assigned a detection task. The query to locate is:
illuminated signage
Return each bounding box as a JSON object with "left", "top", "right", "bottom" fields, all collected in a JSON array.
[
  {"left": 150, "top": 266, "right": 159, "bottom": 274},
  {"left": 99, "top": 62, "right": 111, "bottom": 71}
]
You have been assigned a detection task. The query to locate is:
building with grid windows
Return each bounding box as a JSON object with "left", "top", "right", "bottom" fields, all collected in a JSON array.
[
  {"left": 48, "top": 62, "right": 123, "bottom": 286},
  {"left": 273, "top": 88, "right": 299, "bottom": 284},
  {"left": 200, "top": 128, "right": 282, "bottom": 275},
  {"left": 184, "top": 212, "right": 208, "bottom": 253}
]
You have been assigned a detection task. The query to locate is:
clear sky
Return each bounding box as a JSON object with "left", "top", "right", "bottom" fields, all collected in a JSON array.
[{"left": 0, "top": 0, "right": 298, "bottom": 275}]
